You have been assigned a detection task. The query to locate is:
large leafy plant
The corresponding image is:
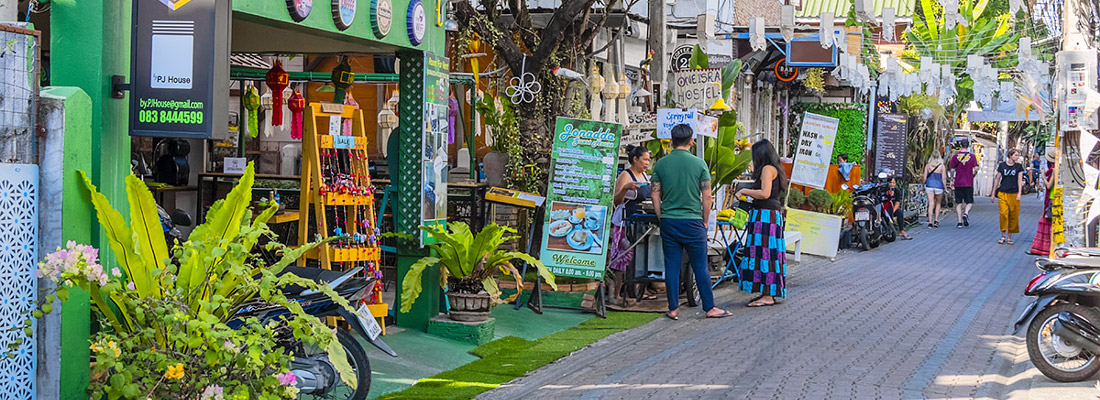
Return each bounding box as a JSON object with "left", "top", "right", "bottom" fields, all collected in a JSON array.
[
  {"left": 400, "top": 222, "right": 557, "bottom": 313},
  {"left": 27, "top": 164, "right": 359, "bottom": 399},
  {"left": 704, "top": 111, "right": 753, "bottom": 192}
]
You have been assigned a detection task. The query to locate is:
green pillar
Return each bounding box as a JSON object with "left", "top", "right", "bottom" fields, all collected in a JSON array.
[
  {"left": 394, "top": 51, "right": 440, "bottom": 330},
  {"left": 50, "top": 1, "right": 133, "bottom": 397}
]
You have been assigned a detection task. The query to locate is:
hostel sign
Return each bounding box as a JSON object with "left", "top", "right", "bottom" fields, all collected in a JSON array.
[
  {"left": 130, "top": 0, "right": 230, "bottom": 139},
  {"left": 672, "top": 69, "right": 722, "bottom": 109}
]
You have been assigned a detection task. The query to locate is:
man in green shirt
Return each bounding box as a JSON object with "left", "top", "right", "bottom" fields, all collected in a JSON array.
[{"left": 651, "top": 124, "right": 731, "bottom": 319}]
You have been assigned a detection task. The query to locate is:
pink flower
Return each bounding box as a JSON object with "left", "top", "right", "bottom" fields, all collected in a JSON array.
[
  {"left": 200, "top": 385, "right": 224, "bottom": 400},
  {"left": 111, "top": 267, "right": 121, "bottom": 277},
  {"left": 276, "top": 372, "right": 298, "bottom": 386},
  {"left": 126, "top": 282, "right": 136, "bottom": 291}
]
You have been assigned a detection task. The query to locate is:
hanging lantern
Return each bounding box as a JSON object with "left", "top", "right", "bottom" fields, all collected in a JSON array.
[
  {"left": 750, "top": 17, "right": 766, "bottom": 52},
  {"left": 820, "top": 13, "right": 835, "bottom": 50},
  {"left": 242, "top": 85, "right": 261, "bottom": 138},
  {"left": 939, "top": 65, "right": 957, "bottom": 106},
  {"left": 265, "top": 60, "right": 289, "bottom": 126},
  {"left": 288, "top": 89, "right": 306, "bottom": 140},
  {"left": 589, "top": 63, "right": 605, "bottom": 120},
  {"left": 378, "top": 90, "right": 399, "bottom": 158},
  {"left": 332, "top": 56, "right": 355, "bottom": 103},
  {"left": 882, "top": 8, "right": 896, "bottom": 42},
  {"left": 618, "top": 74, "right": 630, "bottom": 125},
  {"left": 343, "top": 92, "right": 360, "bottom": 136},
  {"left": 781, "top": 5, "right": 795, "bottom": 42}
]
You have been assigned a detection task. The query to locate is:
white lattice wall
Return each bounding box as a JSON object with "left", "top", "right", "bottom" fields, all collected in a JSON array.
[{"left": 0, "top": 164, "right": 37, "bottom": 399}]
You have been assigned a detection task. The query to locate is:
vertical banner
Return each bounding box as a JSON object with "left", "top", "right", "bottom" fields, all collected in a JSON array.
[
  {"left": 421, "top": 52, "right": 449, "bottom": 245},
  {"left": 541, "top": 117, "right": 622, "bottom": 279},
  {"left": 790, "top": 112, "right": 840, "bottom": 189},
  {"left": 874, "top": 113, "right": 907, "bottom": 175}
]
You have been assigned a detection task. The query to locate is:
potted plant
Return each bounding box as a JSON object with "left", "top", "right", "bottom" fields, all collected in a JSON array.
[
  {"left": 477, "top": 95, "right": 519, "bottom": 187},
  {"left": 401, "top": 222, "right": 556, "bottom": 322}
]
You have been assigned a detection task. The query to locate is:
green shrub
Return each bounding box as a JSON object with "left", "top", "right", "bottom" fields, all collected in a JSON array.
[
  {"left": 829, "top": 190, "right": 853, "bottom": 216},
  {"left": 807, "top": 189, "right": 832, "bottom": 213},
  {"left": 787, "top": 188, "right": 805, "bottom": 209}
]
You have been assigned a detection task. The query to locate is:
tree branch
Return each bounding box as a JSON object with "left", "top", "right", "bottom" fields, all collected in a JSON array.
[
  {"left": 526, "top": 0, "right": 602, "bottom": 73},
  {"left": 507, "top": 0, "right": 539, "bottom": 51}
]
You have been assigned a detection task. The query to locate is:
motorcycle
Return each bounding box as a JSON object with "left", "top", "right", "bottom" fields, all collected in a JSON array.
[
  {"left": 850, "top": 172, "right": 896, "bottom": 251},
  {"left": 1014, "top": 248, "right": 1100, "bottom": 382},
  {"left": 157, "top": 204, "right": 396, "bottom": 398}
]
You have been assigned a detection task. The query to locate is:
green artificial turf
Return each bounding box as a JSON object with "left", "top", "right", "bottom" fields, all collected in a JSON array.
[{"left": 378, "top": 311, "right": 659, "bottom": 400}]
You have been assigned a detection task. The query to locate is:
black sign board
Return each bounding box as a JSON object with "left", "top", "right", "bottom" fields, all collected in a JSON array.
[
  {"left": 130, "top": 0, "right": 230, "bottom": 139},
  {"left": 672, "top": 44, "right": 693, "bottom": 71},
  {"left": 875, "top": 113, "right": 907, "bottom": 177}
]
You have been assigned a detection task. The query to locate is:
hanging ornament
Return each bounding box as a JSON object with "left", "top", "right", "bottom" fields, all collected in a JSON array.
[
  {"left": 882, "top": 8, "right": 896, "bottom": 42},
  {"left": 996, "top": 81, "right": 1015, "bottom": 112},
  {"left": 966, "top": 55, "right": 984, "bottom": 75},
  {"left": 943, "top": 0, "right": 967, "bottom": 29},
  {"left": 242, "top": 85, "right": 261, "bottom": 138},
  {"left": 617, "top": 74, "right": 630, "bottom": 125},
  {"left": 332, "top": 56, "right": 355, "bottom": 103},
  {"left": 265, "top": 60, "right": 289, "bottom": 126},
  {"left": 505, "top": 56, "right": 541, "bottom": 104},
  {"left": 1009, "top": 0, "right": 1025, "bottom": 14},
  {"left": 378, "top": 90, "right": 399, "bottom": 158},
  {"left": 750, "top": 17, "right": 766, "bottom": 52},
  {"left": 288, "top": 89, "right": 306, "bottom": 140},
  {"left": 602, "top": 66, "right": 617, "bottom": 123},
  {"left": 781, "top": 5, "right": 795, "bottom": 42},
  {"left": 938, "top": 65, "right": 957, "bottom": 106},
  {"left": 589, "top": 63, "right": 604, "bottom": 119},
  {"left": 1019, "top": 37, "right": 1033, "bottom": 60},
  {"left": 919, "top": 57, "right": 938, "bottom": 88},
  {"left": 854, "top": 0, "right": 874, "bottom": 22},
  {"left": 819, "top": 13, "right": 835, "bottom": 49},
  {"left": 343, "top": 92, "right": 359, "bottom": 135},
  {"left": 467, "top": 33, "right": 485, "bottom": 89},
  {"left": 448, "top": 93, "right": 458, "bottom": 145}
]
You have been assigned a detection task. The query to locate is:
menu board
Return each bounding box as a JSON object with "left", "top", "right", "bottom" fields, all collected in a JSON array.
[
  {"left": 790, "top": 112, "right": 840, "bottom": 189},
  {"left": 540, "top": 117, "right": 622, "bottom": 280},
  {"left": 874, "top": 113, "right": 907, "bottom": 176},
  {"left": 421, "top": 52, "right": 449, "bottom": 245}
]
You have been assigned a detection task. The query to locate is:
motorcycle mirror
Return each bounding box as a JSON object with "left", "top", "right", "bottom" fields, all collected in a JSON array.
[
  {"left": 171, "top": 209, "right": 193, "bottom": 227},
  {"left": 877, "top": 172, "right": 888, "bottom": 179}
]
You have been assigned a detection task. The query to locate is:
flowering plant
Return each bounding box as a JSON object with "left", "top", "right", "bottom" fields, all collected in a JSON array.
[{"left": 25, "top": 164, "right": 361, "bottom": 399}]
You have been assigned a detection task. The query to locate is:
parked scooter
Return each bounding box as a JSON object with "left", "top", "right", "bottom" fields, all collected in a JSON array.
[
  {"left": 850, "top": 171, "right": 896, "bottom": 251},
  {"left": 1014, "top": 248, "right": 1100, "bottom": 381}
]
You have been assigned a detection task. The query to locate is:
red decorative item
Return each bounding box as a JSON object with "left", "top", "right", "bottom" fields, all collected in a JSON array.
[
  {"left": 265, "top": 61, "right": 290, "bottom": 126},
  {"left": 288, "top": 89, "right": 306, "bottom": 140}
]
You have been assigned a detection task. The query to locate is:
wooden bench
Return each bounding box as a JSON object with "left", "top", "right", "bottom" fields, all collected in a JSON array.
[{"left": 785, "top": 230, "right": 802, "bottom": 263}]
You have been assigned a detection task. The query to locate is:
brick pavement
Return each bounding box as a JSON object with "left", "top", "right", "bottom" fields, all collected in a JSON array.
[{"left": 478, "top": 196, "right": 1099, "bottom": 399}]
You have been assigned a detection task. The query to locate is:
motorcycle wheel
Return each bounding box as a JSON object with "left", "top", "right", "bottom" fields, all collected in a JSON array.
[
  {"left": 869, "top": 224, "right": 881, "bottom": 248},
  {"left": 682, "top": 264, "right": 699, "bottom": 307},
  {"left": 882, "top": 219, "right": 897, "bottom": 243},
  {"left": 857, "top": 225, "right": 871, "bottom": 251},
  {"left": 1026, "top": 303, "right": 1100, "bottom": 382},
  {"left": 298, "top": 328, "right": 372, "bottom": 400}
]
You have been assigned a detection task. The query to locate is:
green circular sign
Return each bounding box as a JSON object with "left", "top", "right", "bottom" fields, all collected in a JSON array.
[{"left": 371, "top": 0, "right": 393, "bottom": 38}]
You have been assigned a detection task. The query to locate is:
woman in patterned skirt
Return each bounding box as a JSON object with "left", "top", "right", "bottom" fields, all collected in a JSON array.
[
  {"left": 1029, "top": 148, "right": 1057, "bottom": 255},
  {"left": 734, "top": 139, "right": 788, "bottom": 307}
]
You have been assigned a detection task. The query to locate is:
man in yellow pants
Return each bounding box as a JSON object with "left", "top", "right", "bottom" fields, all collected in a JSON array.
[{"left": 992, "top": 148, "right": 1025, "bottom": 245}]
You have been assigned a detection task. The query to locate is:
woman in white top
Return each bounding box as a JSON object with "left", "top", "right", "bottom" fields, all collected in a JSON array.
[
  {"left": 923, "top": 151, "right": 947, "bottom": 228},
  {"left": 608, "top": 145, "right": 651, "bottom": 304}
]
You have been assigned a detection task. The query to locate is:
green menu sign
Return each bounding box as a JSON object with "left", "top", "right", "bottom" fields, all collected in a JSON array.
[
  {"left": 539, "top": 117, "right": 622, "bottom": 280},
  {"left": 421, "top": 52, "right": 449, "bottom": 245}
]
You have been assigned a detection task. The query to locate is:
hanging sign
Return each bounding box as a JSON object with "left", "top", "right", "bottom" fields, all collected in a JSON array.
[
  {"left": 287, "top": 0, "right": 313, "bottom": 22},
  {"left": 874, "top": 113, "right": 907, "bottom": 176},
  {"left": 790, "top": 112, "right": 840, "bottom": 189},
  {"left": 775, "top": 58, "right": 799, "bottom": 82},
  {"left": 407, "top": 0, "right": 427, "bottom": 45},
  {"left": 332, "top": 0, "right": 356, "bottom": 30},
  {"left": 130, "top": 0, "right": 230, "bottom": 139},
  {"left": 421, "top": 52, "right": 450, "bottom": 245},
  {"left": 672, "top": 69, "right": 722, "bottom": 109},
  {"left": 370, "top": 0, "right": 393, "bottom": 37},
  {"left": 672, "top": 44, "right": 694, "bottom": 71},
  {"left": 540, "top": 117, "right": 622, "bottom": 280}
]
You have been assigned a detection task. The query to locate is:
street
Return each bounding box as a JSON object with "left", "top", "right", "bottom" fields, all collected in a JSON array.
[{"left": 479, "top": 195, "right": 1097, "bottom": 399}]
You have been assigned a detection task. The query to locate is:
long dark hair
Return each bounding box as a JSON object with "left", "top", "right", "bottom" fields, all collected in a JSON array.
[{"left": 751, "top": 139, "right": 787, "bottom": 192}]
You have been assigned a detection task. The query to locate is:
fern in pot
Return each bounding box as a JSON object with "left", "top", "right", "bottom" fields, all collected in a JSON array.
[{"left": 401, "top": 222, "right": 557, "bottom": 322}]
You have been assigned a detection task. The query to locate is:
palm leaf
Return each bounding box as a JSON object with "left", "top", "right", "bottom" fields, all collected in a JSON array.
[
  {"left": 920, "top": 0, "right": 938, "bottom": 41},
  {"left": 124, "top": 175, "right": 169, "bottom": 298},
  {"left": 181, "top": 164, "right": 255, "bottom": 291},
  {"left": 399, "top": 257, "right": 440, "bottom": 313},
  {"left": 497, "top": 251, "right": 556, "bottom": 289},
  {"left": 78, "top": 171, "right": 152, "bottom": 298}
]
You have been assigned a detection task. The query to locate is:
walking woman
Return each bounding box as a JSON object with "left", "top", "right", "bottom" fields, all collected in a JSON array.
[
  {"left": 993, "top": 148, "right": 1025, "bottom": 245},
  {"left": 924, "top": 151, "right": 947, "bottom": 228},
  {"left": 608, "top": 145, "right": 651, "bottom": 304},
  {"left": 734, "top": 139, "right": 787, "bottom": 307},
  {"left": 1029, "top": 148, "right": 1058, "bottom": 255}
]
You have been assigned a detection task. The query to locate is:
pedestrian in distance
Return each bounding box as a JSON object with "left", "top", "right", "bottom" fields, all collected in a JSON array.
[
  {"left": 948, "top": 140, "right": 979, "bottom": 228},
  {"left": 651, "top": 124, "right": 731, "bottom": 320},
  {"left": 887, "top": 176, "right": 913, "bottom": 240},
  {"left": 734, "top": 139, "right": 789, "bottom": 307},
  {"left": 992, "top": 148, "right": 1025, "bottom": 245},
  {"left": 608, "top": 144, "right": 652, "bottom": 305},
  {"left": 1028, "top": 148, "right": 1059, "bottom": 255},
  {"left": 923, "top": 151, "right": 947, "bottom": 228}
]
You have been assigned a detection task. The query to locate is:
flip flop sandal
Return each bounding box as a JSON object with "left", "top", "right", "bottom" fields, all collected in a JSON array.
[
  {"left": 1006, "top": 240, "right": 1015, "bottom": 245},
  {"left": 747, "top": 301, "right": 777, "bottom": 308},
  {"left": 642, "top": 293, "right": 659, "bottom": 300},
  {"left": 706, "top": 309, "right": 734, "bottom": 318},
  {"left": 998, "top": 238, "right": 1005, "bottom": 245}
]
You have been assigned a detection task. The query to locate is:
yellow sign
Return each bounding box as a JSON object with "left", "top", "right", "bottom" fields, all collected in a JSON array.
[{"left": 785, "top": 209, "right": 843, "bottom": 258}]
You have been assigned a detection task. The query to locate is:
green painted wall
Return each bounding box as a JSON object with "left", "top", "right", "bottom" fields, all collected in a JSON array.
[
  {"left": 40, "top": 86, "right": 95, "bottom": 400},
  {"left": 234, "top": 0, "right": 447, "bottom": 54}
]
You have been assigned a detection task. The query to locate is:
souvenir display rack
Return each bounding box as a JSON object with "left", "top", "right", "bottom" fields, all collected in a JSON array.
[{"left": 297, "top": 102, "right": 385, "bottom": 308}]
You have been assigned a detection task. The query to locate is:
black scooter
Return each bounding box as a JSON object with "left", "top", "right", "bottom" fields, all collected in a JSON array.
[
  {"left": 1014, "top": 248, "right": 1100, "bottom": 382},
  {"left": 850, "top": 172, "right": 896, "bottom": 250}
]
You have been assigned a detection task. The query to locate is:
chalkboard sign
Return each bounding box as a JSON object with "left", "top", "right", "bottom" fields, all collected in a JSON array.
[{"left": 875, "top": 113, "right": 907, "bottom": 177}]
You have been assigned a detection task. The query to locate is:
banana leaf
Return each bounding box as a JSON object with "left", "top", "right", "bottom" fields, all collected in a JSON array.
[
  {"left": 124, "top": 175, "right": 169, "bottom": 298},
  {"left": 78, "top": 171, "right": 153, "bottom": 299},
  {"left": 689, "top": 44, "right": 709, "bottom": 69}
]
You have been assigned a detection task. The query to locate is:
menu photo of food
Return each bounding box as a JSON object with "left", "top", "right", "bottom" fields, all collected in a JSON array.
[{"left": 545, "top": 201, "right": 607, "bottom": 255}]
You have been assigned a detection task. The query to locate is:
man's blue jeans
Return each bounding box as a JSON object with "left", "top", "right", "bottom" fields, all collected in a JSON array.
[{"left": 659, "top": 218, "right": 716, "bottom": 311}]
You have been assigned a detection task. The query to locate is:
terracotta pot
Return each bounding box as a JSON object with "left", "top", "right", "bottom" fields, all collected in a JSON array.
[
  {"left": 447, "top": 291, "right": 491, "bottom": 322},
  {"left": 483, "top": 150, "right": 509, "bottom": 187}
]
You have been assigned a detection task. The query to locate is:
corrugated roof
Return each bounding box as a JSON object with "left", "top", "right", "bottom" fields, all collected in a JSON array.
[{"left": 794, "top": 0, "right": 915, "bottom": 18}]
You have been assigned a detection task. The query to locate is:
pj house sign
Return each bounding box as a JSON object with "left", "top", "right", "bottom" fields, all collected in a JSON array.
[{"left": 130, "top": 0, "right": 230, "bottom": 139}]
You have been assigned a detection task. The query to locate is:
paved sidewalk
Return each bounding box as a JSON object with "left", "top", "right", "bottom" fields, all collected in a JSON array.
[{"left": 479, "top": 196, "right": 1097, "bottom": 399}]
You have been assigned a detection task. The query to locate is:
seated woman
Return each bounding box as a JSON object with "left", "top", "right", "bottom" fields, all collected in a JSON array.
[{"left": 608, "top": 145, "right": 651, "bottom": 304}]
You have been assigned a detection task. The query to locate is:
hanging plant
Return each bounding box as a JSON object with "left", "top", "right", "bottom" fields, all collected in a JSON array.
[{"left": 802, "top": 68, "right": 826, "bottom": 94}]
